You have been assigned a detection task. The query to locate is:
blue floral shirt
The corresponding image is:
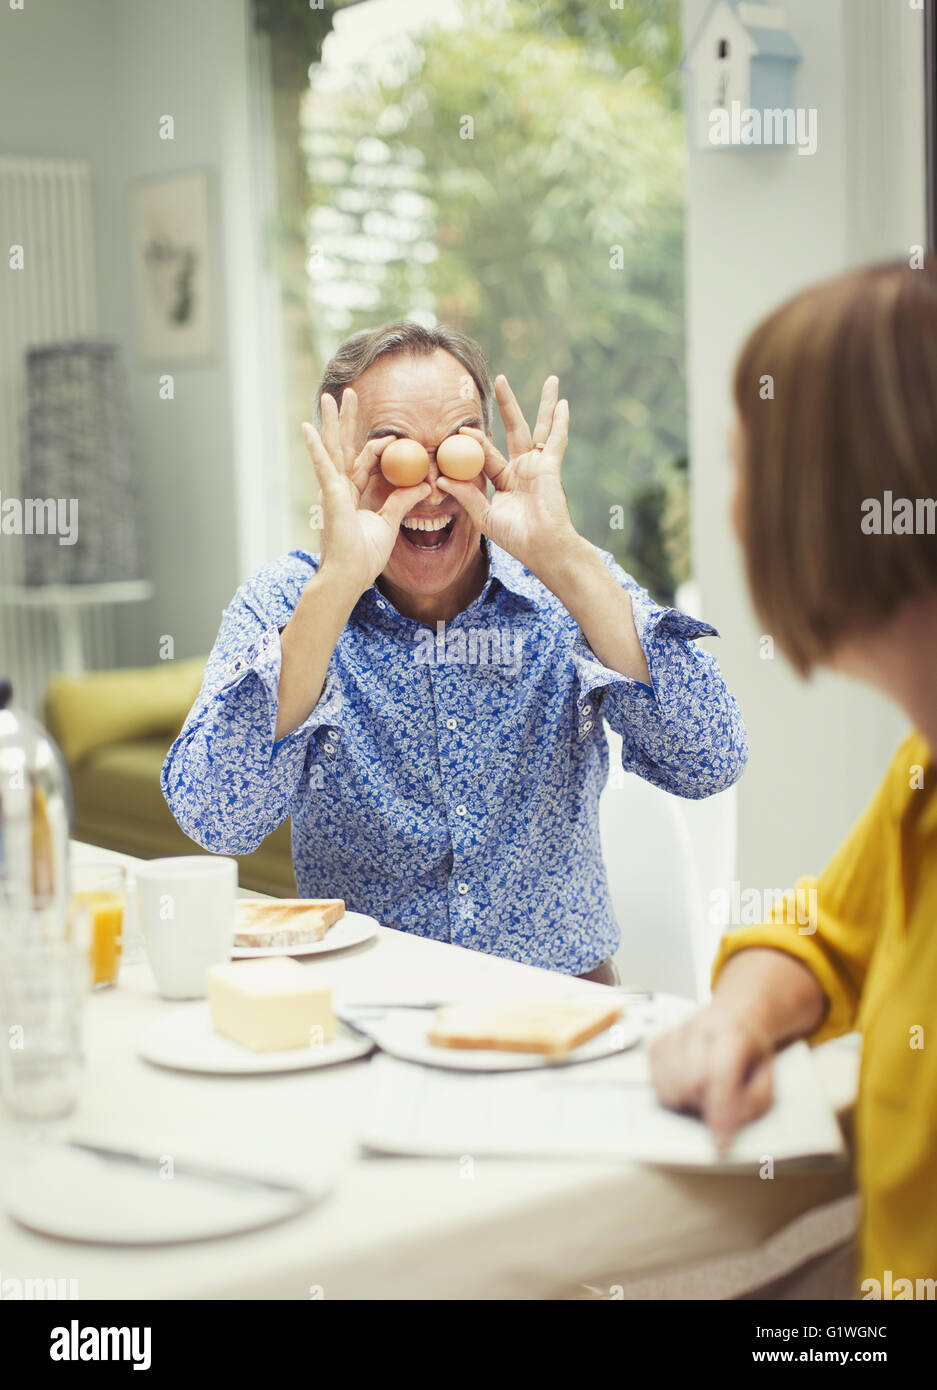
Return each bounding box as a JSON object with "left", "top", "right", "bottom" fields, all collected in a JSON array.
[{"left": 161, "top": 542, "right": 747, "bottom": 974}]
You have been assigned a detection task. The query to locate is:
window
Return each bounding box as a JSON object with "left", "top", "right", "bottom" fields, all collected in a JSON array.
[{"left": 256, "top": 0, "right": 689, "bottom": 603}]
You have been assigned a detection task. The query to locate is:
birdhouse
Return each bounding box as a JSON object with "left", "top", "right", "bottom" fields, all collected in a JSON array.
[{"left": 682, "top": 1, "right": 802, "bottom": 151}]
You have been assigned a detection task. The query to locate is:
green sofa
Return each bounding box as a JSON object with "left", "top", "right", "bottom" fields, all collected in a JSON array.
[{"left": 44, "top": 659, "right": 295, "bottom": 897}]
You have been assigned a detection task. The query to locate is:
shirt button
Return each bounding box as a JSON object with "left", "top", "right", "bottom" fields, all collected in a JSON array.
[
  {"left": 457, "top": 882, "right": 469, "bottom": 895},
  {"left": 376, "top": 600, "right": 386, "bottom": 610},
  {"left": 581, "top": 702, "right": 592, "bottom": 715},
  {"left": 323, "top": 742, "right": 335, "bottom": 755},
  {"left": 582, "top": 720, "right": 593, "bottom": 732},
  {"left": 455, "top": 804, "right": 467, "bottom": 816},
  {"left": 327, "top": 730, "right": 338, "bottom": 740},
  {"left": 445, "top": 718, "right": 457, "bottom": 731}
]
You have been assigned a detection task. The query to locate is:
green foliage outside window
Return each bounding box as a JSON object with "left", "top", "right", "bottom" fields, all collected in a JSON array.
[{"left": 291, "top": 0, "right": 690, "bottom": 600}]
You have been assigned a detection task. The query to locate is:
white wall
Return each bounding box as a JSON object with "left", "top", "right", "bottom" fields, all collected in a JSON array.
[
  {"left": 682, "top": 0, "right": 926, "bottom": 889},
  {"left": 0, "top": 0, "right": 279, "bottom": 668},
  {"left": 104, "top": 0, "right": 279, "bottom": 665},
  {"left": 0, "top": 2, "right": 118, "bottom": 282}
]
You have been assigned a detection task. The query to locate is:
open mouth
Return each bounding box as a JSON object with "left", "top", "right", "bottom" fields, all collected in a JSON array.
[{"left": 400, "top": 514, "right": 457, "bottom": 552}]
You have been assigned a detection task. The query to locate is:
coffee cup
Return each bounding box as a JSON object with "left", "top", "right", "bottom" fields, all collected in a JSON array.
[{"left": 135, "top": 856, "right": 237, "bottom": 999}]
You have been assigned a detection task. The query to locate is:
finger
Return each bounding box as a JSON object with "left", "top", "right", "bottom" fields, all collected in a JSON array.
[
  {"left": 541, "top": 398, "right": 569, "bottom": 469},
  {"left": 301, "top": 422, "right": 345, "bottom": 501},
  {"left": 338, "top": 388, "right": 358, "bottom": 474},
  {"left": 709, "top": 1059, "right": 774, "bottom": 1157},
  {"left": 703, "top": 1035, "right": 771, "bottom": 1153},
  {"left": 456, "top": 426, "right": 510, "bottom": 487},
  {"left": 494, "top": 373, "right": 532, "bottom": 459},
  {"left": 649, "top": 1029, "right": 694, "bottom": 1109},
  {"left": 531, "top": 375, "right": 559, "bottom": 448},
  {"left": 351, "top": 435, "right": 397, "bottom": 495},
  {"left": 436, "top": 477, "right": 490, "bottom": 529},
  {"left": 734, "top": 1055, "right": 775, "bottom": 1129},
  {"left": 650, "top": 1022, "right": 713, "bottom": 1113},
  {"left": 320, "top": 393, "right": 340, "bottom": 462},
  {"left": 378, "top": 482, "right": 432, "bottom": 530}
]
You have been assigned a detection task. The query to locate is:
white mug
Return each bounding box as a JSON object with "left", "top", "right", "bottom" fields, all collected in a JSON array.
[{"left": 135, "top": 856, "right": 238, "bottom": 999}]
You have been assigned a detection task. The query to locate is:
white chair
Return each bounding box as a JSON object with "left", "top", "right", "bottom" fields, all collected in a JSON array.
[{"left": 600, "top": 724, "right": 735, "bottom": 1000}]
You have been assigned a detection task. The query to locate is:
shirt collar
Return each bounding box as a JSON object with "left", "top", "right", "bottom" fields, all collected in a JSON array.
[
  {"left": 354, "top": 539, "right": 542, "bottom": 625},
  {"left": 482, "top": 540, "right": 542, "bottom": 612}
]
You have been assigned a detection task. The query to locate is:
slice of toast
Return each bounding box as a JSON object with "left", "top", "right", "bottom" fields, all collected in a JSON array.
[
  {"left": 234, "top": 898, "right": 345, "bottom": 947},
  {"left": 427, "top": 998, "right": 623, "bottom": 1058}
]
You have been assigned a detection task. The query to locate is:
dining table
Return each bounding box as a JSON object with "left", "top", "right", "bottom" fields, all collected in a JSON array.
[{"left": 0, "top": 841, "right": 860, "bottom": 1301}]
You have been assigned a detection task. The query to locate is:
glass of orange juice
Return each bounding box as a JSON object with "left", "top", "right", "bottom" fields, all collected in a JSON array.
[{"left": 69, "top": 862, "right": 126, "bottom": 989}]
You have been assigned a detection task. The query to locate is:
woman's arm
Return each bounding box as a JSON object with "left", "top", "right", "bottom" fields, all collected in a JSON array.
[
  {"left": 651, "top": 736, "right": 912, "bottom": 1146},
  {"left": 713, "top": 946, "right": 829, "bottom": 1045}
]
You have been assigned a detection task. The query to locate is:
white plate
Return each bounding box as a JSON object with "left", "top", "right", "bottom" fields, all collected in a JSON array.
[
  {"left": 4, "top": 1144, "right": 323, "bottom": 1246},
  {"left": 231, "top": 910, "right": 379, "bottom": 959},
  {"left": 138, "top": 1004, "right": 373, "bottom": 1074},
  {"left": 340, "top": 1006, "right": 644, "bottom": 1072}
]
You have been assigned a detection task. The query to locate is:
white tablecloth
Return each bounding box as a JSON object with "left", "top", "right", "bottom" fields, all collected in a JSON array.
[{"left": 0, "top": 844, "right": 859, "bottom": 1300}]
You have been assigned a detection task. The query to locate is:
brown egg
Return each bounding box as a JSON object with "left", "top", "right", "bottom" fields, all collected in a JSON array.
[
  {"left": 437, "top": 434, "right": 485, "bottom": 480},
  {"left": 380, "top": 438, "right": 430, "bottom": 487}
]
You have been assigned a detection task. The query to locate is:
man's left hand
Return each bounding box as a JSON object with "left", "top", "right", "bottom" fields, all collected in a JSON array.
[{"left": 437, "top": 373, "right": 583, "bottom": 582}]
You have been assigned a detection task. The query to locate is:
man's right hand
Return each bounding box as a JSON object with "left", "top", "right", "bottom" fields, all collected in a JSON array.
[{"left": 302, "top": 388, "right": 430, "bottom": 597}]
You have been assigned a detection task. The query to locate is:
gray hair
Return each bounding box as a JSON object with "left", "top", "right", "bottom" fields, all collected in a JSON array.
[{"left": 316, "top": 320, "right": 492, "bottom": 431}]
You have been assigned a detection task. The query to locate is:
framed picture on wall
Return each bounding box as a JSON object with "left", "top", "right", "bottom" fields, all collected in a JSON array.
[{"left": 130, "top": 169, "right": 217, "bottom": 364}]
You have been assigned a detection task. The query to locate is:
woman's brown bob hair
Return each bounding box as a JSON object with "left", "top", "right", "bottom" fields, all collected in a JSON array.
[{"left": 733, "top": 257, "right": 937, "bottom": 676}]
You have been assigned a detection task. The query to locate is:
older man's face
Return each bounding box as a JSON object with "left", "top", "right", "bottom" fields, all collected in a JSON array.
[{"left": 352, "top": 349, "right": 488, "bottom": 604}]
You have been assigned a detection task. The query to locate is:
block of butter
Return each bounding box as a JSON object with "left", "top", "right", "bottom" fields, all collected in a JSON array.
[{"left": 207, "top": 957, "right": 335, "bottom": 1053}]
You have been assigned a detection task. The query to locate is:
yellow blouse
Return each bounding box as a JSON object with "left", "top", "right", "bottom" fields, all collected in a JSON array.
[{"left": 712, "top": 731, "right": 937, "bottom": 1295}]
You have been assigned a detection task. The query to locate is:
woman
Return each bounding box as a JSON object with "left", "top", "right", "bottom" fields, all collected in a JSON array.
[{"left": 650, "top": 258, "right": 937, "bottom": 1296}]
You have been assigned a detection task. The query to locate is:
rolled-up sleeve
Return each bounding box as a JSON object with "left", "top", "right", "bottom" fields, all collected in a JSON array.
[
  {"left": 568, "top": 553, "right": 748, "bottom": 799},
  {"left": 710, "top": 740, "right": 914, "bottom": 1045},
  {"left": 161, "top": 574, "right": 343, "bottom": 855}
]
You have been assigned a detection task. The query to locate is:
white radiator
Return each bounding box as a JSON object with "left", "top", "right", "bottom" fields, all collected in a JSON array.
[{"left": 0, "top": 155, "right": 116, "bottom": 716}]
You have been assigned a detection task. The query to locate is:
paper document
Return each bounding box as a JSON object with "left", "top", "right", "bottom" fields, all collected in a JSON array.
[{"left": 359, "top": 1041, "right": 845, "bottom": 1168}]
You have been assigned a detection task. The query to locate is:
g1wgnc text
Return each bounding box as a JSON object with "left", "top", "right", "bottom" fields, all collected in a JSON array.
[{"left": 755, "top": 1326, "right": 887, "bottom": 1340}]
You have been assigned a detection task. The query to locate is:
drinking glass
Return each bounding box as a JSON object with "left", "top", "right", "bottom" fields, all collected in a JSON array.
[{"left": 70, "top": 861, "right": 126, "bottom": 989}]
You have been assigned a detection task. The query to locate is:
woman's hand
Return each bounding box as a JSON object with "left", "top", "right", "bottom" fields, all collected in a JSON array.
[
  {"left": 436, "top": 373, "right": 581, "bottom": 579},
  {"left": 301, "top": 389, "right": 430, "bottom": 596},
  {"left": 649, "top": 1002, "right": 776, "bottom": 1152}
]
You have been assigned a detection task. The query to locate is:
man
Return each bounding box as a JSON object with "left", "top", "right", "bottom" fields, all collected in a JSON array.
[{"left": 162, "top": 321, "right": 747, "bottom": 982}]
